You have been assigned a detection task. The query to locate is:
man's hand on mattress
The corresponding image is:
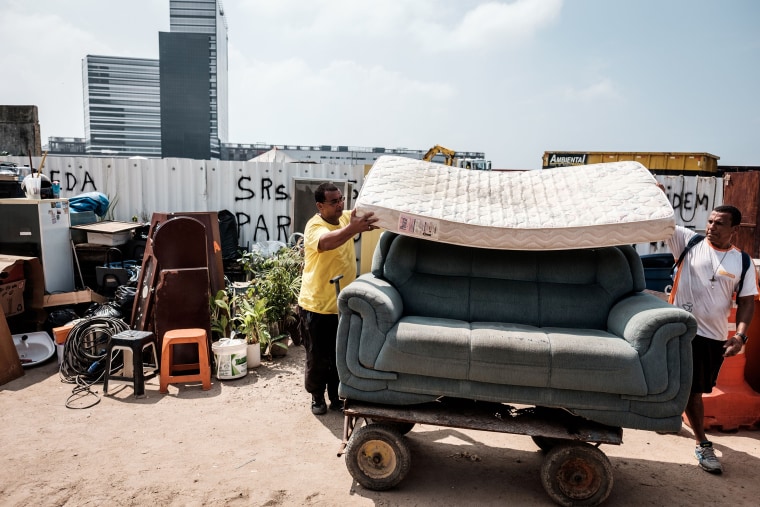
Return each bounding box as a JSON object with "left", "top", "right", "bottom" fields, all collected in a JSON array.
[{"left": 350, "top": 208, "right": 380, "bottom": 233}]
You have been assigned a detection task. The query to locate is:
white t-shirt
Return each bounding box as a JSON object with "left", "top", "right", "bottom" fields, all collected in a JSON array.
[{"left": 667, "top": 226, "right": 758, "bottom": 341}]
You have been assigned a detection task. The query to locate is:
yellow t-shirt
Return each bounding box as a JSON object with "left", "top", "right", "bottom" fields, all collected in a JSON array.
[{"left": 297, "top": 211, "right": 357, "bottom": 314}]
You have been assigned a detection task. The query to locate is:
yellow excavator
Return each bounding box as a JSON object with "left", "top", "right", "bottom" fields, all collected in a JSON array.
[
  {"left": 422, "top": 144, "right": 457, "bottom": 165},
  {"left": 422, "top": 144, "right": 491, "bottom": 170}
]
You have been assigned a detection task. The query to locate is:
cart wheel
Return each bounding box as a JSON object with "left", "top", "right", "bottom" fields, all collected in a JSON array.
[
  {"left": 540, "top": 443, "right": 613, "bottom": 507},
  {"left": 368, "top": 419, "right": 415, "bottom": 435},
  {"left": 532, "top": 435, "right": 566, "bottom": 452},
  {"left": 344, "top": 424, "right": 411, "bottom": 490}
]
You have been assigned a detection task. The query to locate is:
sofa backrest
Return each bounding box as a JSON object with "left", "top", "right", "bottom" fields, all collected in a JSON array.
[{"left": 374, "top": 233, "right": 645, "bottom": 330}]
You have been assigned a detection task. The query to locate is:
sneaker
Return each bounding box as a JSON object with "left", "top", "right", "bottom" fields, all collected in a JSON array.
[
  {"left": 695, "top": 442, "right": 723, "bottom": 474},
  {"left": 329, "top": 399, "right": 343, "bottom": 412},
  {"left": 311, "top": 395, "right": 327, "bottom": 415}
]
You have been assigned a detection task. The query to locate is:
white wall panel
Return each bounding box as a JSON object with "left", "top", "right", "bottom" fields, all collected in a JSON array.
[
  {"left": 4, "top": 156, "right": 723, "bottom": 256},
  {"left": 641, "top": 175, "right": 724, "bottom": 254},
  {"left": 4, "top": 156, "right": 365, "bottom": 250}
]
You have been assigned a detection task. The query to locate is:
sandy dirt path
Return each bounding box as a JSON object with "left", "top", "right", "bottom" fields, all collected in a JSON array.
[{"left": 2, "top": 344, "right": 759, "bottom": 506}]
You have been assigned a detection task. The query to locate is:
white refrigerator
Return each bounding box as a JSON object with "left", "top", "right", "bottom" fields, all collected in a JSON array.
[{"left": 0, "top": 198, "right": 75, "bottom": 293}]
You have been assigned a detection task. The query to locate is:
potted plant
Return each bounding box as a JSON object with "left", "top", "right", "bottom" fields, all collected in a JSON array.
[
  {"left": 237, "top": 244, "right": 304, "bottom": 357},
  {"left": 238, "top": 247, "right": 269, "bottom": 282},
  {"left": 209, "top": 289, "right": 234, "bottom": 341},
  {"left": 232, "top": 289, "right": 269, "bottom": 368},
  {"left": 252, "top": 246, "right": 304, "bottom": 357}
]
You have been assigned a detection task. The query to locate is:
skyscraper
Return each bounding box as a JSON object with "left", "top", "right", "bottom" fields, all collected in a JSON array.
[
  {"left": 82, "top": 55, "right": 161, "bottom": 157},
  {"left": 160, "top": 0, "right": 229, "bottom": 159}
]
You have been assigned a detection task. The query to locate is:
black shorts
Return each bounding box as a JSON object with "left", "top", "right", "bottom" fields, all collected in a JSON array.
[{"left": 691, "top": 334, "right": 726, "bottom": 394}]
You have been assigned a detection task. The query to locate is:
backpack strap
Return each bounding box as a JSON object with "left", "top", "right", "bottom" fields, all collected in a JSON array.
[
  {"left": 673, "top": 234, "right": 704, "bottom": 272},
  {"left": 737, "top": 251, "right": 751, "bottom": 295}
]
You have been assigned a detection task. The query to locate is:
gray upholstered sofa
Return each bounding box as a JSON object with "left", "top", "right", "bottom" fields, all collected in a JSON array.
[{"left": 336, "top": 232, "right": 698, "bottom": 432}]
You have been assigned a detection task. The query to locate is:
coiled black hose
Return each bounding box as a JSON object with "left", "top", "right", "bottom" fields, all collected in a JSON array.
[{"left": 59, "top": 316, "right": 130, "bottom": 409}]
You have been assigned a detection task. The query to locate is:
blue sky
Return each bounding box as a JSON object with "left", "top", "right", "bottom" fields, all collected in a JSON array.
[{"left": 2, "top": 0, "right": 758, "bottom": 169}]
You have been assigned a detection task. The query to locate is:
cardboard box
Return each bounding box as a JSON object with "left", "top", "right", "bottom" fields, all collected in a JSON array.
[
  {"left": 0, "top": 255, "right": 44, "bottom": 314},
  {"left": 43, "top": 288, "right": 106, "bottom": 308},
  {"left": 71, "top": 221, "right": 137, "bottom": 246},
  {"left": 86, "top": 231, "right": 131, "bottom": 246},
  {"left": 0, "top": 260, "right": 24, "bottom": 283},
  {"left": 0, "top": 308, "right": 24, "bottom": 386},
  {"left": 0, "top": 279, "right": 26, "bottom": 316}
]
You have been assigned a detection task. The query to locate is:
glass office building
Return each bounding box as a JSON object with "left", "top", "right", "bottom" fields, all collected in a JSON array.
[
  {"left": 160, "top": 0, "right": 229, "bottom": 159},
  {"left": 82, "top": 55, "right": 161, "bottom": 157}
]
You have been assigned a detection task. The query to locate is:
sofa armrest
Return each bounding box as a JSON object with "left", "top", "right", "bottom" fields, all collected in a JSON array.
[
  {"left": 608, "top": 292, "right": 696, "bottom": 355},
  {"left": 609, "top": 292, "right": 697, "bottom": 397},
  {"left": 337, "top": 273, "right": 403, "bottom": 376},
  {"left": 339, "top": 273, "right": 404, "bottom": 333}
]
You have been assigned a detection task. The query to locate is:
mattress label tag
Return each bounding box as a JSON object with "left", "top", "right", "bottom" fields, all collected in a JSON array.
[{"left": 397, "top": 213, "right": 439, "bottom": 240}]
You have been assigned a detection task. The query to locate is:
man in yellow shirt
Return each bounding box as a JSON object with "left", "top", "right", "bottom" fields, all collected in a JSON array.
[{"left": 298, "top": 182, "right": 379, "bottom": 415}]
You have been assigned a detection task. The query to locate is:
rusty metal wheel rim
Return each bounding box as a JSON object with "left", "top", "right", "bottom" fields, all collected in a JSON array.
[
  {"left": 556, "top": 457, "right": 602, "bottom": 500},
  {"left": 356, "top": 439, "right": 398, "bottom": 480}
]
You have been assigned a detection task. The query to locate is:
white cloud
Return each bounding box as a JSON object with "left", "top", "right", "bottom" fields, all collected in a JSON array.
[
  {"left": 236, "top": 0, "right": 563, "bottom": 55},
  {"left": 0, "top": 10, "right": 112, "bottom": 139},
  {"left": 4, "top": 0, "right": 758, "bottom": 169},
  {"left": 226, "top": 1, "right": 563, "bottom": 149},
  {"left": 562, "top": 78, "right": 621, "bottom": 102},
  {"left": 229, "top": 55, "right": 456, "bottom": 144},
  {"left": 0, "top": 0, "right": 166, "bottom": 140},
  {"left": 414, "top": 0, "right": 564, "bottom": 52}
]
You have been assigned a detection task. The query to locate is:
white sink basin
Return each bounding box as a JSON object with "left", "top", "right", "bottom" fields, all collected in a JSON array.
[{"left": 13, "top": 331, "right": 56, "bottom": 367}]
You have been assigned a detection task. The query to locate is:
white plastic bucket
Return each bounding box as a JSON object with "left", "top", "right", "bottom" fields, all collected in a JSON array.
[
  {"left": 247, "top": 342, "right": 261, "bottom": 368},
  {"left": 211, "top": 338, "right": 248, "bottom": 379},
  {"left": 23, "top": 175, "right": 42, "bottom": 199}
]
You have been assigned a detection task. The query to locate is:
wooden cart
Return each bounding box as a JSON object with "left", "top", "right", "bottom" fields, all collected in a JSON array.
[{"left": 338, "top": 398, "right": 623, "bottom": 506}]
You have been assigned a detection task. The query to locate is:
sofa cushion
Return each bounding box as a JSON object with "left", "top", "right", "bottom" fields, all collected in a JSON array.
[
  {"left": 376, "top": 316, "right": 471, "bottom": 379},
  {"left": 469, "top": 322, "right": 550, "bottom": 386},
  {"left": 382, "top": 235, "right": 640, "bottom": 330},
  {"left": 545, "top": 328, "right": 648, "bottom": 396},
  {"left": 374, "top": 317, "right": 648, "bottom": 396}
]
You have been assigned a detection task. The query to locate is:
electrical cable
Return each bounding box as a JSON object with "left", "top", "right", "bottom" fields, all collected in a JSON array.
[{"left": 59, "top": 316, "right": 130, "bottom": 409}]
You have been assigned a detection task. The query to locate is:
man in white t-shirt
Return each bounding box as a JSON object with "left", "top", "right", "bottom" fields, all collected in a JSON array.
[{"left": 667, "top": 204, "right": 758, "bottom": 474}]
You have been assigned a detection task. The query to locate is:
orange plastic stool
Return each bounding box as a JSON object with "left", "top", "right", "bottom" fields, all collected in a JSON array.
[{"left": 159, "top": 328, "right": 212, "bottom": 393}]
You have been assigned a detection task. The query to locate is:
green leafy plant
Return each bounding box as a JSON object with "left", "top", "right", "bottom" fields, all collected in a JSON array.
[
  {"left": 265, "top": 332, "right": 290, "bottom": 359},
  {"left": 254, "top": 248, "right": 303, "bottom": 328},
  {"left": 255, "top": 263, "right": 298, "bottom": 324},
  {"left": 234, "top": 244, "right": 304, "bottom": 359},
  {"left": 238, "top": 249, "right": 268, "bottom": 281},
  {"left": 232, "top": 290, "right": 270, "bottom": 346},
  {"left": 231, "top": 290, "right": 288, "bottom": 359},
  {"left": 239, "top": 244, "right": 303, "bottom": 331},
  {"left": 209, "top": 289, "right": 234, "bottom": 339}
]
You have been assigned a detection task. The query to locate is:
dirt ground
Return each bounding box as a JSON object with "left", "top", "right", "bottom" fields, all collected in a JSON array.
[{"left": 2, "top": 343, "right": 760, "bottom": 507}]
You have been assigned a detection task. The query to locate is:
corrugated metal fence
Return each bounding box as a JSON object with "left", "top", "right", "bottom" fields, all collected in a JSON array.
[
  {"left": 3, "top": 156, "right": 724, "bottom": 255},
  {"left": 646, "top": 173, "right": 724, "bottom": 254},
  {"left": 4, "top": 156, "right": 367, "bottom": 250}
]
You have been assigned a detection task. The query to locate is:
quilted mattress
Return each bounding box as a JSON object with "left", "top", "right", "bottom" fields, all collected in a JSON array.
[{"left": 355, "top": 156, "right": 675, "bottom": 250}]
